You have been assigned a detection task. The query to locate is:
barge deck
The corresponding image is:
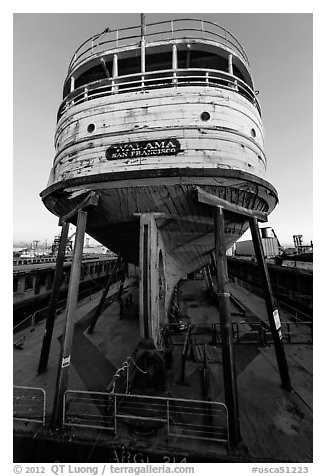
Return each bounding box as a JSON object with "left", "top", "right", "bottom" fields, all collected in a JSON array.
[{"left": 13, "top": 278, "right": 312, "bottom": 463}]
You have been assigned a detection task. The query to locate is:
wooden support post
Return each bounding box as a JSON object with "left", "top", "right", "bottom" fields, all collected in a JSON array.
[
  {"left": 51, "top": 210, "right": 87, "bottom": 429},
  {"left": 214, "top": 207, "right": 241, "bottom": 447},
  {"left": 137, "top": 212, "right": 165, "bottom": 346},
  {"left": 249, "top": 217, "right": 291, "bottom": 391},
  {"left": 117, "top": 263, "right": 127, "bottom": 302},
  {"left": 38, "top": 222, "right": 70, "bottom": 374},
  {"left": 87, "top": 255, "right": 122, "bottom": 334}
]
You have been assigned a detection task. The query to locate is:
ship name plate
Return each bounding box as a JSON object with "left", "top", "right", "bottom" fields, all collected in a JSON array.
[{"left": 106, "top": 139, "right": 181, "bottom": 160}]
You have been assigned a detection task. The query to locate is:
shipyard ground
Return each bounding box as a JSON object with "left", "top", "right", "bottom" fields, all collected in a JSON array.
[{"left": 13, "top": 278, "right": 312, "bottom": 463}]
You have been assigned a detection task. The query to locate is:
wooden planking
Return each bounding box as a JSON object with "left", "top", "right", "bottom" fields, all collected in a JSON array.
[
  {"left": 47, "top": 179, "right": 258, "bottom": 276},
  {"left": 56, "top": 87, "right": 262, "bottom": 137},
  {"left": 55, "top": 94, "right": 263, "bottom": 149},
  {"left": 56, "top": 103, "right": 264, "bottom": 150},
  {"left": 196, "top": 187, "right": 268, "bottom": 222},
  {"left": 55, "top": 146, "right": 266, "bottom": 185}
]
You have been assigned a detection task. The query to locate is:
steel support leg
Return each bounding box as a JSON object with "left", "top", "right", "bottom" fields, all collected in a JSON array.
[
  {"left": 214, "top": 207, "right": 241, "bottom": 447},
  {"left": 51, "top": 210, "right": 87, "bottom": 429},
  {"left": 249, "top": 217, "right": 291, "bottom": 391},
  {"left": 87, "top": 255, "right": 122, "bottom": 334},
  {"left": 38, "top": 222, "right": 70, "bottom": 374}
]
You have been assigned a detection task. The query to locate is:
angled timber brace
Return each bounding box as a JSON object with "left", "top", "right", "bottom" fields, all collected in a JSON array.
[
  {"left": 37, "top": 191, "right": 99, "bottom": 428},
  {"left": 38, "top": 191, "right": 99, "bottom": 375},
  {"left": 195, "top": 186, "right": 291, "bottom": 447}
]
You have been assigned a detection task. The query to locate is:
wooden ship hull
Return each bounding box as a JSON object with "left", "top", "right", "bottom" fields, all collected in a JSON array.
[{"left": 41, "top": 17, "right": 278, "bottom": 338}]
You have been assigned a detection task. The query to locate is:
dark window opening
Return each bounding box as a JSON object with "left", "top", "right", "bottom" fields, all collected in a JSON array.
[
  {"left": 13, "top": 277, "right": 18, "bottom": 293},
  {"left": 75, "top": 64, "right": 110, "bottom": 89},
  {"left": 65, "top": 49, "right": 244, "bottom": 98},
  {"left": 201, "top": 111, "right": 211, "bottom": 121},
  {"left": 46, "top": 272, "right": 54, "bottom": 290},
  {"left": 25, "top": 275, "right": 34, "bottom": 291},
  {"left": 39, "top": 274, "right": 46, "bottom": 287},
  {"left": 233, "top": 64, "right": 246, "bottom": 83}
]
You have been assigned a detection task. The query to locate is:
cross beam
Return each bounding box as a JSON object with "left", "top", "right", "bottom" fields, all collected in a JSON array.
[
  {"left": 58, "top": 191, "right": 99, "bottom": 226},
  {"left": 195, "top": 186, "right": 268, "bottom": 223}
]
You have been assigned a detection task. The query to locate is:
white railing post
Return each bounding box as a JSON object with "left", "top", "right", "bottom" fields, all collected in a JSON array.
[
  {"left": 70, "top": 76, "right": 75, "bottom": 93},
  {"left": 62, "top": 391, "right": 66, "bottom": 426},
  {"left": 166, "top": 399, "right": 170, "bottom": 437},
  {"left": 172, "top": 44, "right": 178, "bottom": 86},
  {"left": 114, "top": 395, "right": 117, "bottom": 435},
  {"left": 42, "top": 388, "right": 46, "bottom": 426},
  {"left": 228, "top": 54, "right": 233, "bottom": 75},
  {"left": 113, "top": 53, "right": 118, "bottom": 93}
]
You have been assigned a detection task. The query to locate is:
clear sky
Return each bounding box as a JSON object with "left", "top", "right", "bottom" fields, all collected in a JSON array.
[{"left": 13, "top": 12, "right": 312, "bottom": 247}]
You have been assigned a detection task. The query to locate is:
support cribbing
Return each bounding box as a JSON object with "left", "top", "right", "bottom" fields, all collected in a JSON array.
[
  {"left": 117, "top": 262, "right": 128, "bottom": 302},
  {"left": 87, "top": 254, "right": 122, "bottom": 334},
  {"left": 38, "top": 222, "right": 70, "bottom": 374},
  {"left": 249, "top": 217, "right": 291, "bottom": 391},
  {"left": 51, "top": 210, "right": 87, "bottom": 429},
  {"left": 214, "top": 207, "right": 241, "bottom": 447}
]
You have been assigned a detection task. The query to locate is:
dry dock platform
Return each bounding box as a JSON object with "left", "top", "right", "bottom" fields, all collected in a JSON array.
[{"left": 13, "top": 278, "right": 312, "bottom": 463}]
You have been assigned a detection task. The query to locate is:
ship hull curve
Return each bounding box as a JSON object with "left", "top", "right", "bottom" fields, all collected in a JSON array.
[{"left": 41, "top": 167, "right": 277, "bottom": 286}]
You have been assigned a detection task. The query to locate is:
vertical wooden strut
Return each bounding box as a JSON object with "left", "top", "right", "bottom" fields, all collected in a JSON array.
[
  {"left": 38, "top": 222, "right": 70, "bottom": 374},
  {"left": 249, "top": 217, "right": 291, "bottom": 391},
  {"left": 52, "top": 210, "right": 87, "bottom": 429},
  {"left": 138, "top": 213, "right": 165, "bottom": 347},
  {"left": 117, "top": 262, "right": 127, "bottom": 302},
  {"left": 214, "top": 207, "right": 241, "bottom": 447},
  {"left": 140, "top": 13, "right": 146, "bottom": 74},
  {"left": 87, "top": 254, "right": 122, "bottom": 334}
]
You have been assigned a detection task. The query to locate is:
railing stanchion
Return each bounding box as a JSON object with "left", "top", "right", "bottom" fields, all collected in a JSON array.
[{"left": 114, "top": 395, "right": 117, "bottom": 435}]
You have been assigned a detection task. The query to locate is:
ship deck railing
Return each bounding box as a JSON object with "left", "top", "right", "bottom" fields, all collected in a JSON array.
[
  {"left": 58, "top": 67, "right": 260, "bottom": 121},
  {"left": 68, "top": 18, "right": 249, "bottom": 76},
  {"left": 62, "top": 390, "right": 229, "bottom": 446},
  {"left": 13, "top": 386, "right": 47, "bottom": 426}
]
